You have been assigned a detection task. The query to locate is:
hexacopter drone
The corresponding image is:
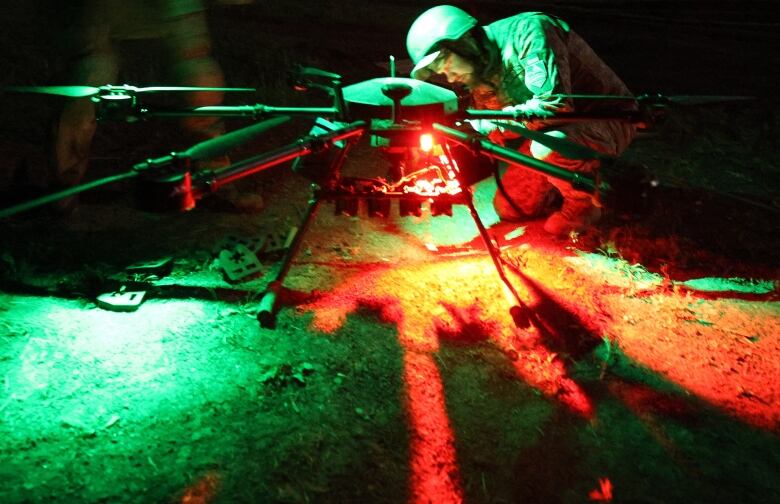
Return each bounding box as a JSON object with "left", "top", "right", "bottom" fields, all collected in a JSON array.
[{"left": 1, "top": 63, "right": 751, "bottom": 327}]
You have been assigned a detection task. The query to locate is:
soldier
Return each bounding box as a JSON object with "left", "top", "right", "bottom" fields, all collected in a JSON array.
[{"left": 406, "top": 5, "right": 636, "bottom": 237}]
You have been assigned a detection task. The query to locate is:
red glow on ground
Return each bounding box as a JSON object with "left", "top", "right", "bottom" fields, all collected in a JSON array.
[
  {"left": 299, "top": 255, "right": 604, "bottom": 501},
  {"left": 588, "top": 477, "right": 613, "bottom": 501},
  {"left": 296, "top": 235, "right": 779, "bottom": 491},
  {"left": 504, "top": 242, "right": 780, "bottom": 430},
  {"left": 180, "top": 471, "right": 220, "bottom": 504},
  {"left": 302, "top": 264, "right": 464, "bottom": 502},
  {"left": 506, "top": 344, "right": 594, "bottom": 418},
  {"left": 403, "top": 351, "right": 464, "bottom": 504}
]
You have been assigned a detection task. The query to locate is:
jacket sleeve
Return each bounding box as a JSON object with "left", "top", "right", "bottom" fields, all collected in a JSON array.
[{"left": 503, "top": 15, "right": 573, "bottom": 123}]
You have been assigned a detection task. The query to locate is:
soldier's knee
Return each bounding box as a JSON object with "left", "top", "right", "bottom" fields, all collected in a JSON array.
[{"left": 529, "top": 130, "right": 567, "bottom": 160}]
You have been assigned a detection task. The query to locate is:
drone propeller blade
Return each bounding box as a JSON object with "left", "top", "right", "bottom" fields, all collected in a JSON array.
[
  {"left": 491, "top": 121, "right": 609, "bottom": 160},
  {"left": 135, "top": 86, "right": 256, "bottom": 93},
  {"left": 4, "top": 85, "right": 101, "bottom": 98},
  {"left": 649, "top": 94, "right": 756, "bottom": 106},
  {"left": 3, "top": 84, "right": 256, "bottom": 98},
  {"left": 183, "top": 116, "right": 291, "bottom": 161},
  {"left": 551, "top": 93, "right": 756, "bottom": 106},
  {"left": 551, "top": 93, "right": 637, "bottom": 102}
]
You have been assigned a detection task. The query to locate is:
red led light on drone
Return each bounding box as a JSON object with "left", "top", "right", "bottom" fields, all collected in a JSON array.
[{"left": 419, "top": 133, "right": 434, "bottom": 152}]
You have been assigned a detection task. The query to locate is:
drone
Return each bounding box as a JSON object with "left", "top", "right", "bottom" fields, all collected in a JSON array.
[{"left": 0, "top": 63, "right": 755, "bottom": 328}]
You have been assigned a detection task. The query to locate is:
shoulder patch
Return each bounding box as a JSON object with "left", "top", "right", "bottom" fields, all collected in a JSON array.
[{"left": 523, "top": 55, "right": 548, "bottom": 93}]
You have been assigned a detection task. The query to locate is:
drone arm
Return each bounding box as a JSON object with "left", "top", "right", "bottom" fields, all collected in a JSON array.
[
  {"left": 185, "top": 116, "right": 291, "bottom": 160},
  {"left": 131, "top": 116, "right": 292, "bottom": 174},
  {"left": 465, "top": 108, "right": 658, "bottom": 131},
  {"left": 259, "top": 106, "right": 341, "bottom": 118},
  {"left": 200, "top": 121, "right": 366, "bottom": 193},
  {"left": 433, "top": 123, "right": 605, "bottom": 193},
  {"left": 133, "top": 120, "right": 365, "bottom": 211},
  {"left": 0, "top": 172, "right": 138, "bottom": 219},
  {"left": 464, "top": 108, "right": 647, "bottom": 123}
]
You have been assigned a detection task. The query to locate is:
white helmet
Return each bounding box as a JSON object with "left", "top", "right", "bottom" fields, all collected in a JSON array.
[{"left": 406, "top": 5, "right": 478, "bottom": 80}]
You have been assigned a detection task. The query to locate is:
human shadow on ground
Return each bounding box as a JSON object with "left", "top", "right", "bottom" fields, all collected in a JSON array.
[{"left": 432, "top": 297, "right": 780, "bottom": 503}]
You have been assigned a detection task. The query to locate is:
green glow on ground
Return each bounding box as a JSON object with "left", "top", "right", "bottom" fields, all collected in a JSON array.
[
  {"left": 2, "top": 296, "right": 242, "bottom": 440},
  {"left": 568, "top": 252, "right": 777, "bottom": 295},
  {"left": 567, "top": 252, "right": 663, "bottom": 289},
  {"left": 678, "top": 277, "right": 775, "bottom": 294}
]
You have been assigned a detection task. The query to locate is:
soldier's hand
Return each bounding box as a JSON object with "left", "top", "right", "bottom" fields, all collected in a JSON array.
[
  {"left": 465, "top": 118, "right": 499, "bottom": 135},
  {"left": 502, "top": 99, "right": 556, "bottom": 121}
]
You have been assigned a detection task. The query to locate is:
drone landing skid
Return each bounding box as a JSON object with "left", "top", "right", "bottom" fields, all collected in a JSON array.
[{"left": 254, "top": 133, "right": 531, "bottom": 330}]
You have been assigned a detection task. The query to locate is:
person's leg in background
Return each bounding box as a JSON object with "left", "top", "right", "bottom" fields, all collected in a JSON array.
[
  {"left": 162, "top": 2, "right": 226, "bottom": 143},
  {"left": 161, "top": 1, "right": 264, "bottom": 212},
  {"left": 48, "top": 0, "right": 157, "bottom": 211},
  {"left": 49, "top": 15, "right": 119, "bottom": 207}
]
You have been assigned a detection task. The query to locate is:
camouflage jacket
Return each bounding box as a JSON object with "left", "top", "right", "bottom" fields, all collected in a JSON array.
[{"left": 479, "top": 12, "right": 634, "bottom": 119}]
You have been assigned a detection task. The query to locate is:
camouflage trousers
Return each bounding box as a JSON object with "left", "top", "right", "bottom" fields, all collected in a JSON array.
[{"left": 493, "top": 119, "right": 636, "bottom": 220}]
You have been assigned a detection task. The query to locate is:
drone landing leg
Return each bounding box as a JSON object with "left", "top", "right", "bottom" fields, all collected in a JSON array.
[
  {"left": 461, "top": 188, "right": 531, "bottom": 329},
  {"left": 256, "top": 130, "right": 362, "bottom": 328},
  {"left": 257, "top": 193, "right": 322, "bottom": 328}
]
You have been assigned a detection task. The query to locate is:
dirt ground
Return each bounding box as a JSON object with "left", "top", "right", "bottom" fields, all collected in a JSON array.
[{"left": 1, "top": 2, "right": 779, "bottom": 503}]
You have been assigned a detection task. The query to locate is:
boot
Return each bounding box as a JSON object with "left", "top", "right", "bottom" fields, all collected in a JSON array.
[
  {"left": 215, "top": 184, "right": 265, "bottom": 214},
  {"left": 543, "top": 195, "right": 602, "bottom": 237}
]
